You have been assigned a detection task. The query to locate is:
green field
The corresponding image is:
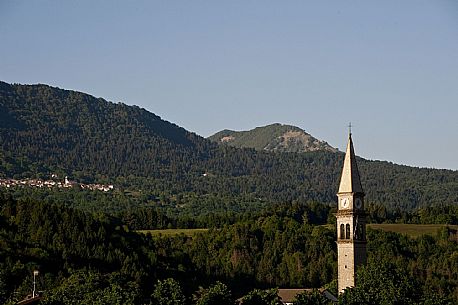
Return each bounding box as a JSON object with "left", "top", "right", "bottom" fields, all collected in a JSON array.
[
  {"left": 368, "top": 224, "right": 458, "bottom": 238},
  {"left": 137, "top": 228, "right": 209, "bottom": 237},
  {"left": 137, "top": 224, "right": 458, "bottom": 238}
]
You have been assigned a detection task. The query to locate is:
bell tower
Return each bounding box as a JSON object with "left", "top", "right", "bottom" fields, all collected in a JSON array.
[{"left": 336, "top": 129, "right": 366, "bottom": 294}]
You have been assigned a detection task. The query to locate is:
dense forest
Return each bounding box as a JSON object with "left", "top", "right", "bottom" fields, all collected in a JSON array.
[
  {"left": 1, "top": 185, "right": 457, "bottom": 232},
  {"left": 1, "top": 81, "right": 458, "bottom": 213},
  {"left": 0, "top": 195, "right": 456, "bottom": 304}
]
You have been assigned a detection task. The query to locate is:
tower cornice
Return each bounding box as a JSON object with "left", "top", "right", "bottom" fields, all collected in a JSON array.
[
  {"left": 335, "top": 210, "right": 367, "bottom": 217},
  {"left": 336, "top": 191, "right": 365, "bottom": 196},
  {"left": 337, "top": 240, "right": 367, "bottom": 245}
]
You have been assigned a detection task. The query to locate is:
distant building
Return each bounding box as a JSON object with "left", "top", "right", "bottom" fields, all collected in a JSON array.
[{"left": 0, "top": 176, "right": 114, "bottom": 192}]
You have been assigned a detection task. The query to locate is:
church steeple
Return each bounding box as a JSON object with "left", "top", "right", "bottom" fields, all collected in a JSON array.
[
  {"left": 335, "top": 129, "right": 367, "bottom": 294},
  {"left": 338, "top": 132, "right": 364, "bottom": 195}
]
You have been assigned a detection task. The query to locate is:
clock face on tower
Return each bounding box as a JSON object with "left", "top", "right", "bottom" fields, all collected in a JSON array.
[
  {"left": 355, "top": 198, "right": 362, "bottom": 209},
  {"left": 340, "top": 198, "right": 349, "bottom": 209}
]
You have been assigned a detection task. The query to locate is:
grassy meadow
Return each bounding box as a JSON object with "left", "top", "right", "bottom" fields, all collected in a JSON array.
[
  {"left": 368, "top": 224, "right": 458, "bottom": 238},
  {"left": 137, "top": 224, "right": 458, "bottom": 239}
]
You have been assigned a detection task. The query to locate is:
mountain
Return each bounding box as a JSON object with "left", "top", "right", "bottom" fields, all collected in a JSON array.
[
  {"left": 1, "top": 81, "right": 457, "bottom": 212},
  {"left": 208, "top": 124, "right": 338, "bottom": 153}
]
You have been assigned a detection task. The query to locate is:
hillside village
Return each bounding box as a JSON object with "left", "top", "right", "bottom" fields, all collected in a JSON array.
[{"left": 0, "top": 175, "right": 114, "bottom": 192}]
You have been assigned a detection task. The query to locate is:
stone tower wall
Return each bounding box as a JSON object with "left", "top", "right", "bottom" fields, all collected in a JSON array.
[{"left": 337, "top": 242, "right": 355, "bottom": 293}]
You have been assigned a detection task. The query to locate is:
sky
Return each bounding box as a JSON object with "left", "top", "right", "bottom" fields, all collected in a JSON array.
[{"left": 1, "top": 1, "right": 457, "bottom": 170}]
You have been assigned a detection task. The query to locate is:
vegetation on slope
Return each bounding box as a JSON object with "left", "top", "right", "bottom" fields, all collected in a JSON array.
[
  {"left": 208, "top": 123, "right": 337, "bottom": 153},
  {"left": 1, "top": 81, "right": 458, "bottom": 213},
  {"left": 0, "top": 81, "right": 212, "bottom": 180}
]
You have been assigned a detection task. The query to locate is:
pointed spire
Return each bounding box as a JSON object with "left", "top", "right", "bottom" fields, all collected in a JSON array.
[{"left": 338, "top": 132, "right": 364, "bottom": 194}]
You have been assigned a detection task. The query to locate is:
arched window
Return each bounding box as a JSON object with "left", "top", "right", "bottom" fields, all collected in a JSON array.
[
  {"left": 340, "top": 224, "right": 345, "bottom": 239},
  {"left": 346, "top": 224, "right": 351, "bottom": 239}
]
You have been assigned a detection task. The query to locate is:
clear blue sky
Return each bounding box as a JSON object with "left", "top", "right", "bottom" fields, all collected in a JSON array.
[{"left": 1, "top": 1, "right": 457, "bottom": 170}]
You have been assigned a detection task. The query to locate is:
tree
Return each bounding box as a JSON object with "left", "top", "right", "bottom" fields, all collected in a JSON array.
[
  {"left": 194, "top": 281, "right": 235, "bottom": 305},
  {"left": 293, "top": 289, "right": 330, "bottom": 305},
  {"left": 356, "top": 260, "right": 418, "bottom": 305},
  {"left": 42, "top": 270, "right": 139, "bottom": 305},
  {"left": 240, "top": 288, "right": 282, "bottom": 305},
  {"left": 420, "top": 294, "right": 453, "bottom": 305},
  {"left": 337, "top": 288, "right": 367, "bottom": 305},
  {"left": 0, "top": 268, "right": 7, "bottom": 305},
  {"left": 151, "top": 278, "right": 186, "bottom": 305},
  {"left": 337, "top": 258, "right": 418, "bottom": 305}
]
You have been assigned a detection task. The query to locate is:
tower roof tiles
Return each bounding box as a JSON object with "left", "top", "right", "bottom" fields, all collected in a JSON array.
[{"left": 338, "top": 133, "right": 364, "bottom": 194}]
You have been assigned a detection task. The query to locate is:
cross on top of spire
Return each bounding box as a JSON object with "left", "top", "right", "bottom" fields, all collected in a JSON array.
[{"left": 348, "top": 122, "right": 353, "bottom": 135}]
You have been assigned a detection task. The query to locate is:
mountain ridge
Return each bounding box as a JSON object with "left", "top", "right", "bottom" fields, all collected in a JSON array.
[{"left": 1, "top": 80, "right": 457, "bottom": 211}]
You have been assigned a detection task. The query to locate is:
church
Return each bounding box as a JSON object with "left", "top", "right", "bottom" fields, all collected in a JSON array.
[
  {"left": 278, "top": 130, "right": 367, "bottom": 303},
  {"left": 335, "top": 130, "right": 367, "bottom": 293}
]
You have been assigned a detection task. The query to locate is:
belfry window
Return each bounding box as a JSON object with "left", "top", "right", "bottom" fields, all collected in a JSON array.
[
  {"left": 340, "top": 224, "right": 345, "bottom": 239},
  {"left": 345, "top": 224, "right": 350, "bottom": 239}
]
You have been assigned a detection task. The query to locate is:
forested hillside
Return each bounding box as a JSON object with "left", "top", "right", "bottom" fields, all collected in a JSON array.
[
  {"left": 0, "top": 81, "right": 213, "bottom": 180},
  {"left": 1, "top": 81, "right": 457, "bottom": 212}
]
